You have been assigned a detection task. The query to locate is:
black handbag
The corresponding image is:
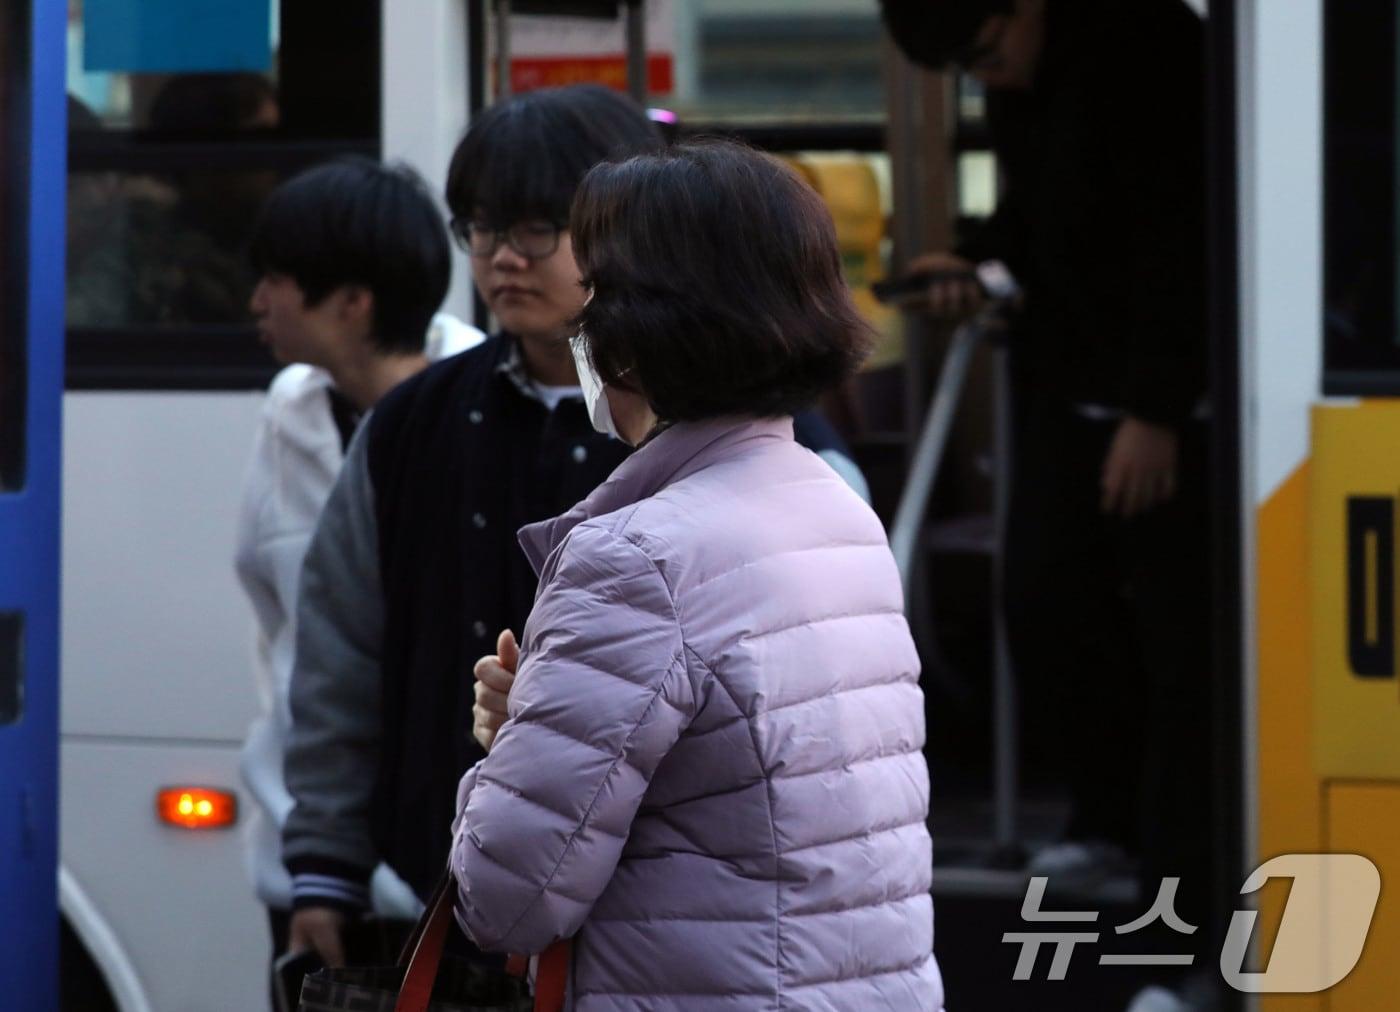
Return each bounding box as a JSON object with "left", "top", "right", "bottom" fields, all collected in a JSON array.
[{"left": 295, "top": 874, "right": 550, "bottom": 1012}]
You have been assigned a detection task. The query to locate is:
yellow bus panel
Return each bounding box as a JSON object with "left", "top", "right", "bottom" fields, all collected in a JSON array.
[{"left": 1310, "top": 403, "right": 1400, "bottom": 779}]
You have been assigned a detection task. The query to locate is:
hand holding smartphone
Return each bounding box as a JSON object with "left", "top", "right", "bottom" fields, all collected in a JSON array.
[
  {"left": 872, "top": 249, "right": 985, "bottom": 316},
  {"left": 872, "top": 256, "right": 1018, "bottom": 316},
  {"left": 273, "top": 948, "right": 325, "bottom": 1012},
  {"left": 871, "top": 269, "right": 983, "bottom": 304}
]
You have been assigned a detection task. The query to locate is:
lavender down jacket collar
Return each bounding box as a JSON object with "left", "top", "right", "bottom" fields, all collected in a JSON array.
[{"left": 452, "top": 415, "right": 943, "bottom": 1010}]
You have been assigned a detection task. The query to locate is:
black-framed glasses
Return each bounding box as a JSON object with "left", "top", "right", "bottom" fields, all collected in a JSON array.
[{"left": 449, "top": 218, "right": 565, "bottom": 260}]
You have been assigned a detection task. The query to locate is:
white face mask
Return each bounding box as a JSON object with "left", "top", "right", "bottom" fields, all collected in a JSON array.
[{"left": 570, "top": 334, "right": 620, "bottom": 440}]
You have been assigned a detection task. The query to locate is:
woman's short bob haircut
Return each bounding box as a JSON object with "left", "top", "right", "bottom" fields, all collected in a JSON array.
[
  {"left": 445, "top": 85, "right": 663, "bottom": 229},
  {"left": 571, "top": 140, "right": 874, "bottom": 421}
]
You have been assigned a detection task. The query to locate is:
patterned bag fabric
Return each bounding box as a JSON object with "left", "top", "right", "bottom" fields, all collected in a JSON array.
[
  {"left": 296, "top": 875, "right": 537, "bottom": 1012},
  {"left": 296, "top": 957, "right": 531, "bottom": 1012}
]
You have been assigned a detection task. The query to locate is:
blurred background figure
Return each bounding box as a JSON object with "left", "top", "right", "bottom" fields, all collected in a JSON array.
[
  {"left": 233, "top": 156, "right": 481, "bottom": 1006},
  {"left": 879, "top": 2, "right": 1213, "bottom": 1009},
  {"left": 68, "top": 72, "right": 282, "bottom": 327}
]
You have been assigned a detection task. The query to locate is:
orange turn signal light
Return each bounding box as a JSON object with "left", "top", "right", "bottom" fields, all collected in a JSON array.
[{"left": 156, "top": 787, "right": 238, "bottom": 829}]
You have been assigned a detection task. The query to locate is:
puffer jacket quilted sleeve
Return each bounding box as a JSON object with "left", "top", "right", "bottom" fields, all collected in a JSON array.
[
  {"left": 452, "top": 417, "right": 941, "bottom": 1010},
  {"left": 451, "top": 521, "right": 696, "bottom": 954}
]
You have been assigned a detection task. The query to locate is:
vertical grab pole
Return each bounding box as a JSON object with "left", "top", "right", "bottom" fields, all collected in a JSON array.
[
  {"left": 493, "top": 0, "right": 511, "bottom": 100},
  {"left": 991, "top": 344, "right": 1020, "bottom": 853},
  {"left": 625, "top": 0, "right": 647, "bottom": 105},
  {"left": 889, "top": 321, "right": 985, "bottom": 598},
  {"left": 467, "top": 0, "right": 485, "bottom": 117}
]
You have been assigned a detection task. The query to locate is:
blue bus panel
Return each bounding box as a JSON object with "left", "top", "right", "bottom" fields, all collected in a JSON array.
[{"left": 0, "top": 0, "right": 64, "bottom": 1007}]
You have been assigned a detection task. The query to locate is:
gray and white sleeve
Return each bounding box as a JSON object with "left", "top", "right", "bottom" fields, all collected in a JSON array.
[{"left": 281, "top": 422, "right": 384, "bottom": 912}]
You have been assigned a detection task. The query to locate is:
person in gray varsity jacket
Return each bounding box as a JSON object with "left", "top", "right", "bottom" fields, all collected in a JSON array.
[
  {"left": 280, "top": 86, "right": 872, "bottom": 969},
  {"left": 234, "top": 157, "right": 484, "bottom": 994}
]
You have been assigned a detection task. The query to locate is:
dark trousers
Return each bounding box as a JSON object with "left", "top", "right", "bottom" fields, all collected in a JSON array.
[{"left": 1003, "top": 391, "right": 1214, "bottom": 930}]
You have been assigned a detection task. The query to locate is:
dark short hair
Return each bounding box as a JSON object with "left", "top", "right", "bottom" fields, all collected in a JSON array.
[
  {"left": 445, "top": 85, "right": 663, "bottom": 229},
  {"left": 248, "top": 157, "right": 451, "bottom": 354},
  {"left": 878, "top": 0, "right": 1013, "bottom": 69},
  {"left": 571, "top": 140, "right": 874, "bottom": 421}
]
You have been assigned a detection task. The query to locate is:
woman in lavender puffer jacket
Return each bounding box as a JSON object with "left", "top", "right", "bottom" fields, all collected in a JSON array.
[{"left": 450, "top": 140, "right": 943, "bottom": 1011}]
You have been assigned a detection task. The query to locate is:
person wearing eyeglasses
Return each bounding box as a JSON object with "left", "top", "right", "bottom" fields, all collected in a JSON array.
[
  {"left": 278, "top": 86, "right": 657, "bottom": 974},
  {"left": 880, "top": 3, "right": 1213, "bottom": 1011},
  {"left": 278, "top": 85, "right": 872, "bottom": 978},
  {"left": 454, "top": 138, "right": 942, "bottom": 1012}
]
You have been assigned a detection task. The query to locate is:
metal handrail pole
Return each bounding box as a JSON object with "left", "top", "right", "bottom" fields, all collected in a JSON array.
[
  {"left": 625, "top": 0, "right": 647, "bottom": 105},
  {"left": 991, "top": 344, "right": 1020, "bottom": 851},
  {"left": 889, "top": 319, "right": 987, "bottom": 599},
  {"left": 494, "top": 0, "right": 512, "bottom": 99}
]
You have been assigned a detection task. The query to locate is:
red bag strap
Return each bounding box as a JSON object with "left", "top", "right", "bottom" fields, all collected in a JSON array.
[
  {"left": 533, "top": 940, "right": 571, "bottom": 1012},
  {"left": 393, "top": 875, "right": 455, "bottom": 1012},
  {"left": 393, "top": 873, "right": 572, "bottom": 1012}
]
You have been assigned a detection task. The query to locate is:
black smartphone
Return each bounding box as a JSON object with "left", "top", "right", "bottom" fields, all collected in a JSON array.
[
  {"left": 870, "top": 269, "right": 984, "bottom": 304},
  {"left": 273, "top": 949, "right": 325, "bottom": 1012}
]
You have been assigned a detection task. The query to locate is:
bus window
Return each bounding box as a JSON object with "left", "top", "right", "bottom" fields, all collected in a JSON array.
[
  {"left": 953, "top": 74, "right": 997, "bottom": 230},
  {"left": 670, "top": 0, "right": 885, "bottom": 125},
  {"left": 68, "top": 163, "right": 278, "bottom": 330},
  {"left": 957, "top": 74, "right": 986, "bottom": 124},
  {"left": 0, "top": 0, "right": 26, "bottom": 491},
  {"left": 496, "top": 1, "right": 885, "bottom": 126},
  {"left": 65, "top": 0, "right": 380, "bottom": 390},
  {"left": 957, "top": 150, "right": 997, "bottom": 219},
  {"left": 1324, "top": 0, "right": 1399, "bottom": 393}
]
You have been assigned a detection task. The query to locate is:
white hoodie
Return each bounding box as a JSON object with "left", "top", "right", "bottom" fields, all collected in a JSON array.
[{"left": 234, "top": 313, "right": 483, "bottom": 912}]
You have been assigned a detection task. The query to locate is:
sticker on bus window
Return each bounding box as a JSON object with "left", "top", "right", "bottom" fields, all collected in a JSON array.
[{"left": 83, "top": 0, "right": 271, "bottom": 74}]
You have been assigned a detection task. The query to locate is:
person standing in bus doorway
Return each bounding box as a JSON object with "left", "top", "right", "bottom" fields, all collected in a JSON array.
[
  {"left": 234, "top": 156, "right": 482, "bottom": 1003},
  {"left": 879, "top": 3, "right": 1214, "bottom": 1010}
]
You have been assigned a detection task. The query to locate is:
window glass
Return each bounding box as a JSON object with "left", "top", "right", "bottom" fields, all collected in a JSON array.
[
  {"left": 672, "top": 0, "right": 885, "bottom": 124},
  {"left": 952, "top": 69, "right": 1001, "bottom": 234},
  {"left": 66, "top": 1, "right": 279, "bottom": 130},
  {"left": 1, "top": 0, "right": 27, "bottom": 489},
  {"left": 68, "top": 0, "right": 375, "bottom": 137},
  {"left": 68, "top": 166, "right": 287, "bottom": 328},
  {"left": 65, "top": 0, "right": 380, "bottom": 384},
  {"left": 1324, "top": 0, "right": 1400, "bottom": 390},
  {"left": 958, "top": 151, "right": 997, "bottom": 219},
  {"left": 506, "top": 0, "right": 887, "bottom": 126},
  {"left": 957, "top": 75, "right": 987, "bottom": 125}
]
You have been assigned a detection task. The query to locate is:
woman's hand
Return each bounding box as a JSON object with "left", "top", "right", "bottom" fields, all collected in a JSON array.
[{"left": 472, "top": 629, "right": 519, "bottom": 752}]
